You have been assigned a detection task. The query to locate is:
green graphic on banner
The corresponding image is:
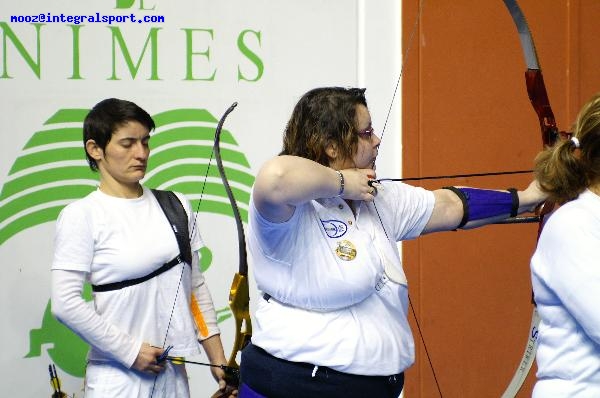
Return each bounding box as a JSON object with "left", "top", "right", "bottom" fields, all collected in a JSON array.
[
  {"left": 115, "top": 0, "right": 155, "bottom": 10},
  {"left": 4, "top": 106, "right": 254, "bottom": 377}
]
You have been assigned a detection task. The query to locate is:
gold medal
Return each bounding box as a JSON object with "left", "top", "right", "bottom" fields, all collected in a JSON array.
[{"left": 335, "top": 240, "right": 357, "bottom": 261}]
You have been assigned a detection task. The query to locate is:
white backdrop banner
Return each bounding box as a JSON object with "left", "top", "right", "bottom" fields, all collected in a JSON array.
[{"left": 0, "top": 0, "right": 401, "bottom": 396}]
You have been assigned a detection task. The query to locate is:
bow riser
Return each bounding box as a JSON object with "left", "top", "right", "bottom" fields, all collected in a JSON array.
[
  {"left": 224, "top": 272, "right": 252, "bottom": 385},
  {"left": 525, "top": 69, "right": 559, "bottom": 146}
]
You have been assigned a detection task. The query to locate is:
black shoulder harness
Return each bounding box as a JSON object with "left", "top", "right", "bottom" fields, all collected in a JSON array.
[
  {"left": 151, "top": 189, "right": 193, "bottom": 265},
  {"left": 91, "top": 189, "right": 193, "bottom": 292}
]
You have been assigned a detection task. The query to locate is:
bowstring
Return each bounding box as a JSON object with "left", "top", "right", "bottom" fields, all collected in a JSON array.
[
  {"left": 371, "top": 0, "right": 443, "bottom": 396},
  {"left": 377, "top": 0, "right": 425, "bottom": 146},
  {"left": 376, "top": 169, "right": 532, "bottom": 182},
  {"left": 190, "top": 135, "right": 217, "bottom": 244},
  {"left": 370, "top": 200, "right": 444, "bottom": 398},
  {"left": 149, "top": 114, "right": 219, "bottom": 397}
]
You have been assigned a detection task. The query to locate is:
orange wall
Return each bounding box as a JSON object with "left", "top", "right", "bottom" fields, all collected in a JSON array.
[{"left": 401, "top": 1, "right": 600, "bottom": 397}]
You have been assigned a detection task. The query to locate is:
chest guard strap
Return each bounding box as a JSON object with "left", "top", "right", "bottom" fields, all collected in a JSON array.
[{"left": 91, "top": 189, "right": 193, "bottom": 292}]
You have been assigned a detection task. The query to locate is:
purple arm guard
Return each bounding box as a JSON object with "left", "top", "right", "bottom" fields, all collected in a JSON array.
[{"left": 443, "top": 187, "right": 519, "bottom": 228}]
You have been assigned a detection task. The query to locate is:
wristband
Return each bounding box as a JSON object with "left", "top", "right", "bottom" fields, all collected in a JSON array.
[{"left": 336, "top": 170, "right": 345, "bottom": 197}]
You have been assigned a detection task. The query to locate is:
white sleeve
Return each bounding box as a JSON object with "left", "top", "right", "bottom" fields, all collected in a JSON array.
[
  {"left": 191, "top": 250, "right": 220, "bottom": 339},
  {"left": 175, "top": 192, "right": 219, "bottom": 337},
  {"left": 51, "top": 269, "right": 142, "bottom": 367},
  {"left": 52, "top": 204, "right": 94, "bottom": 272},
  {"left": 374, "top": 182, "right": 434, "bottom": 241}
]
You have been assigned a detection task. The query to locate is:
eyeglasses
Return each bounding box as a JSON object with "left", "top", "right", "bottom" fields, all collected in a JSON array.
[{"left": 357, "top": 126, "right": 375, "bottom": 139}]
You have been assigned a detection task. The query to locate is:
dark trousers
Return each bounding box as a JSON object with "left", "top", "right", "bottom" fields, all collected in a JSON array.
[{"left": 240, "top": 343, "right": 404, "bottom": 398}]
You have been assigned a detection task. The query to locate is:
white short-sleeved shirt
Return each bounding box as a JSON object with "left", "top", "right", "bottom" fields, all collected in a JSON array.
[
  {"left": 52, "top": 187, "right": 204, "bottom": 362},
  {"left": 531, "top": 189, "right": 600, "bottom": 397},
  {"left": 248, "top": 181, "right": 435, "bottom": 375}
]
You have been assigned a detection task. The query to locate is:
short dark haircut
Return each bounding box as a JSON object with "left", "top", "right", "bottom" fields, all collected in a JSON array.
[
  {"left": 280, "top": 87, "right": 368, "bottom": 166},
  {"left": 83, "top": 98, "right": 155, "bottom": 171}
]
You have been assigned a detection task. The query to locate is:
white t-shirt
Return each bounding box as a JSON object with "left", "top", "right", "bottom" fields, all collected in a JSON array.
[
  {"left": 248, "top": 181, "right": 435, "bottom": 375},
  {"left": 52, "top": 187, "right": 215, "bottom": 366},
  {"left": 531, "top": 189, "right": 600, "bottom": 397}
]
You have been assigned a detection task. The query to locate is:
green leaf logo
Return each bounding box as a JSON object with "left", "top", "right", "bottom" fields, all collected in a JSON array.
[{"left": 0, "top": 109, "right": 97, "bottom": 246}]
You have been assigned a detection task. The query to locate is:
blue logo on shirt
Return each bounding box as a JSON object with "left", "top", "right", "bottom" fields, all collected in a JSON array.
[{"left": 321, "top": 219, "right": 347, "bottom": 238}]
